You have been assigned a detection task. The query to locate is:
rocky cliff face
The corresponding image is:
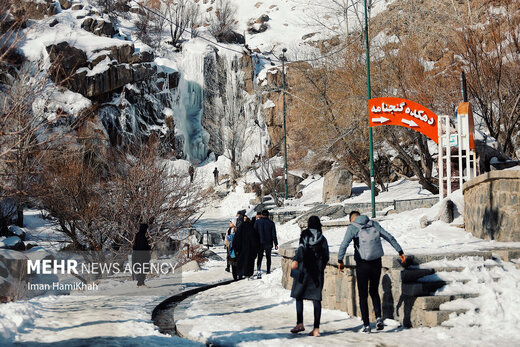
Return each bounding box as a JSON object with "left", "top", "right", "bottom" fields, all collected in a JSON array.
[
  {"left": 45, "top": 39, "right": 182, "bottom": 155},
  {"left": 168, "top": 41, "right": 266, "bottom": 165},
  {"left": 201, "top": 47, "right": 259, "bottom": 158},
  {"left": 8, "top": 0, "right": 271, "bottom": 165}
]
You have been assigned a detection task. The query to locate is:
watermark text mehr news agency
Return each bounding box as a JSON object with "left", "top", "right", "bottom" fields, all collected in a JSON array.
[{"left": 27, "top": 259, "right": 177, "bottom": 275}]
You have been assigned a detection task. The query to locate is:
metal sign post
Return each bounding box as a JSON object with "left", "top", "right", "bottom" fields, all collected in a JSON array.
[
  {"left": 364, "top": 0, "right": 376, "bottom": 218},
  {"left": 437, "top": 103, "right": 477, "bottom": 201},
  {"left": 438, "top": 115, "right": 452, "bottom": 201}
]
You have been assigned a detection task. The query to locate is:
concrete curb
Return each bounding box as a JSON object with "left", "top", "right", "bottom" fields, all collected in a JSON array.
[{"left": 152, "top": 278, "right": 235, "bottom": 335}]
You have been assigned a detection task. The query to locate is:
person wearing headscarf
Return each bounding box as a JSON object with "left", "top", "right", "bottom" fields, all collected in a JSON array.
[
  {"left": 132, "top": 223, "right": 152, "bottom": 287},
  {"left": 232, "top": 210, "right": 259, "bottom": 279},
  {"left": 290, "top": 216, "right": 329, "bottom": 337},
  {"left": 225, "top": 219, "right": 239, "bottom": 279}
]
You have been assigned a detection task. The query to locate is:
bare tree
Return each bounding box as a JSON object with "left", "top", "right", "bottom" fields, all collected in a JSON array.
[
  {"left": 136, "top": 0, "right": 167, "bottom": 49},
  {"left": 39, "top": 149, "right": 105, "bottom": 252},
  {"left": 162, "top": 0, "right": 200, "bottom": 47},
  {"left": 39, "top": 140, "right": 204, "bottom": 257},
  {"left": 454, "top": 1, "right": 520, "bottom": 158},
  {"left": 254, "top": 157, "right": 284, "bottom": 207},
  {"left": 289, "top": 59, "right": 381, "bottom": 192},
  {"left": 0, "top": 68, "right": 45, "bottom": 226},
  {"left": 0, "top": 59, "right": 60, "bottom": 226},
  {"left": 208, "top": 0, "right": 237, "bottom": 40},
  {"left": 102, "top": 141, "right": 204, "bottom": 251},
  {"left": 222, "top": 88, "right": 249, "bottom": 185}
]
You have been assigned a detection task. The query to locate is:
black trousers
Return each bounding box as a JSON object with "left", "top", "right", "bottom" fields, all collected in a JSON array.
[
  {"left": 356, "top": 258, "right": 382, "bottom": 326},
  {"left": 296, "top": 299, "right": 321, "bottom": 329},
  {"left": 136, "top": 273, "right": 146, "bottom": 286},
  {"left": 232, "top": 264, "right": 241, "bottom": 281},
  {"left": 257, "top": 246, "right": 272, "bottom": 272}
]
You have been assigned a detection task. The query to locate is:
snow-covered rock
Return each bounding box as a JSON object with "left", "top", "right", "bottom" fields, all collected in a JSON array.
[
  {"left": 80, "top": 17, "right": 115, "bottom": 38},
  {"left": 0, "top": 236, "right": 25, "bottom": 251},
  {"left": 322, "top": 168, "right": 353, "bottom": 203},
  {"left": 7, "top": 226, "right": 26, "bottom": 241},
  {"left": 180, "top": 260, "right": 201, "bottom": 273},
  {"left": 0, "top": 249, "right": 28, "bottom": 301}
]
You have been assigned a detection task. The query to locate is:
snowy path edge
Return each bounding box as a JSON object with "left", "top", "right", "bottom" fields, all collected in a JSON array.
[{"left": 152, "top": 279, "right": 235, "bottom": 335}]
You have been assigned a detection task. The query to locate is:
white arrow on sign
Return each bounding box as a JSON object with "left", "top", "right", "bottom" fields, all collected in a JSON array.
[
  {"left": 372, "top": 116, "right": 390, "bottom": 124},
  {"left": 401, "top": 118, "right": 419, "bottom": 127}
]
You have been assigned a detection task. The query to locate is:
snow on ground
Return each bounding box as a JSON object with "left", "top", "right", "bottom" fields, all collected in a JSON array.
[
  {"left": 208, "top": 186, "right": 256, "bottom": 218},
  {"left": 0, "top": 248, "right": 229, "bottom": 346},
  {"left": 436, "top": 258, "right": 520, "bottom": 334},
  {"left": 0, "top": 208, "right": 235, "bottom": 346},
  {"left": 175, "top": 264, "right": 520, "bottom": 346},
  {"left": 21, "top": 210, "right": 68, "bottom": 251},
  {"left": 192, "top": 0, "right": 396, "bottom": 60},
  {"left": 278, "top": 188, "right": 520, "bottom": 256},
  {"left": 276, "top": 219, "right": 302, "bottom": 245},
  {"left": 345, "top": 179, "right": 434, "bottom": 203},
  {"left": 20, "top": 5, "right": 129, "bottom": 61},
  {"left": 317, "top": 207, "right": 520, "bottom": 256},
  {"left": 280, "top": 178, "right": 434, "bottom": 213}
]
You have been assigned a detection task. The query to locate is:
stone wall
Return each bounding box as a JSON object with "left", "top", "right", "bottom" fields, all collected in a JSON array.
[
  {"left": 279, "top": 244, "right": 520, "bottom": 327},
  {"left": 271, "top": 197, "right": 438, "bottom": 225},
  {"left": 463, "top": 170, "right": 520, "bottom": 242},
  {"left": 340, "top": 196, "right": 438, "bottom": 214},
  {"left": 394, "top": 197, "right": 438, "bottom": 212},
  {"left": 279, "top": 246, "right": 404, "bottom": 323}
]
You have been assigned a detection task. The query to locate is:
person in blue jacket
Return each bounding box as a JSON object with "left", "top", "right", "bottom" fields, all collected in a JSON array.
[{"left": 337, "top": 211, "right": 407, "bottom": 333}]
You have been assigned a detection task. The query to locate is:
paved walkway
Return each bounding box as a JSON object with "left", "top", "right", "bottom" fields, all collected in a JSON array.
[
  {"left": 4, "top": 247, "right": 231, "bottom": 346},
  {"left": 173, "top": 255, "right": 518, "bottom": 347}
]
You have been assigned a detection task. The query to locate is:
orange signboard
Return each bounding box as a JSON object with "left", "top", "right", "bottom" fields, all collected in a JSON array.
[
  {"left": 457, "top": 102, "right": 475, "bottom": 150},
  {"left": 368, "top": 97, "right": 439, "bottom": 143}
]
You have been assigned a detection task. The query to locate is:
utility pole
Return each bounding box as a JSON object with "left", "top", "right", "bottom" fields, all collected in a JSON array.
[
  {"left": 281, "top": 48, "right": 289, "bottom": 201},
  {"left": 255, "top": 118, "right": 264, "bottom": 202},
  {"left": 460, "top": 72, "right": 468, "bottom": 102},
  {"left": 364, "top": 0, "right": 376, "bottom": 218}
]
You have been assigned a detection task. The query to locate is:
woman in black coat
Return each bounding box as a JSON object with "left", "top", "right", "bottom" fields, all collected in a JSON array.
[
  {"left": 232, "top": 214, "right": 259, "bottom": 279},
  {"left": 132, "top": 223, "right": 151, "bottom": 287},
  {"left": 290, "top": 216, "right": 329, "bottom": 337}
]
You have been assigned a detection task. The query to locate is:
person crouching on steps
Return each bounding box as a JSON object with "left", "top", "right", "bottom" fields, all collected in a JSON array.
[
  {"left": 290, "top": 216, "right": 329, "bottom": 337},
  {"left": 337, "top": 211, "right": 407, "bottom": 333}
]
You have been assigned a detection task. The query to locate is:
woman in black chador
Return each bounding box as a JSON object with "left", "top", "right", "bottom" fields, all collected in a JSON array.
[
  {"left": 232, "top": 211, "right": 259, "bottom": 279},
  {"left": 132, "top": 223, "right": 151, "bottom": 287}
]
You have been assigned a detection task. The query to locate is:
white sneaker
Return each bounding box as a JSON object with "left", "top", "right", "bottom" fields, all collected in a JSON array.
[
  {"left": 256, "top": 271, "right": 262, "bottom": 279},
  {"left": 362, "top": 325, "right": 371, "bottom": 334}
]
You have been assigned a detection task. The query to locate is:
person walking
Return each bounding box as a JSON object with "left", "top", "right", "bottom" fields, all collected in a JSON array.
[
  {"left": 290, "top": 216, "right": 329, "bottom": 337},
  {"left": 132, "top": 223, "right": 151, "bottom": 287},
  {"left": 337, "top": 211, "right": 407, "bottom": 333},
  {"left": 225, "top": 219, "right": 239, "bottom": 280},
  {"left": 213, "top": 167, "right": 219, "bottom": 186},
  {"left": 225, "top": 219, "right": 235, "bottom": 273},
  {"left": 254, "top": 210, "right": 278, "bottom": 278},
  {"left": 232, "top": 210, "right": 258, "bottom": 279},
  {"left": 188, "top": 165, "right": 195, "bottom": 183}
]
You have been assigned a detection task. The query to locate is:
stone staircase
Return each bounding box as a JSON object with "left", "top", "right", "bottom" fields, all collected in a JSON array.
[
  {"left": 394, "top": 252, "right": 515, "bottom": 328},
  {"left": 397, "top": 266, "right": 478, "bottom": 327},
  {"left": 281, "top": 244, "right": 520, "bottom": 329}
]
